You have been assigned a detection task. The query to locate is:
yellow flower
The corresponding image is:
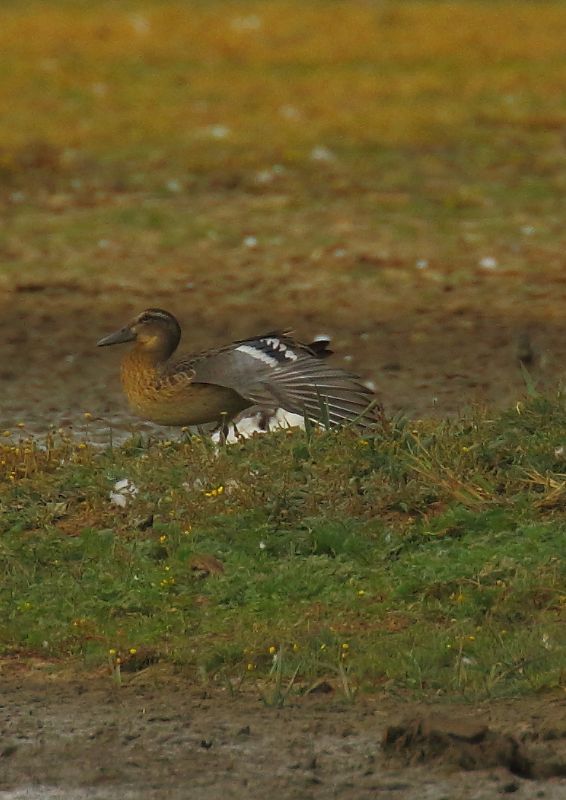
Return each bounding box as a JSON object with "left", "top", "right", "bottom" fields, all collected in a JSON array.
[
  {"left": 341, "top": 643, "right": 349, "bottom": 650},
  {"left": 108, "top": 648, "right": 116, "bottom": 656},
  {"left": 204, "top": 485, "right": 224, "bottom": 498},
  {"left": 159, "top": 535, "right": 167, "bottom": 543},
  {"left": 292, "top": 643, "right": 300, "bottom": 652},
  {"left": 129, "top": 647, "right": 137, "bottom": 655},
  {"left": 268, "top": 645, "right": 277, "bottom": 655},
  {"left": 357, "top": 589, "right": 365, "bottom": 597},
  {"left": 246, "top": 662, "right": 256, "bottom": 671}
]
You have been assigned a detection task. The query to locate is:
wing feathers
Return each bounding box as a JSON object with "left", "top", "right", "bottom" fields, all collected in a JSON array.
[
  {"left": 248, "top": 358, "right": 382, "bottom": 428},
  {"left": 176, "top": 334, "right": 382, "bottom": 429}
]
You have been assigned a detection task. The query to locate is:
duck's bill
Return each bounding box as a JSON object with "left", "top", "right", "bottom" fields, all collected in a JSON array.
[{"left": 97, "top": 326, "right": 136, "bottom": 347}]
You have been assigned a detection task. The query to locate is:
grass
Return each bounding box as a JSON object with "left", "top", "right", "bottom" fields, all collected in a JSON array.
[
  {"left": 1, "top": 395, "right": 564, "bottom": 699},
  {"left": 1, "top": 0, "right": 564, "bottom": 301}
]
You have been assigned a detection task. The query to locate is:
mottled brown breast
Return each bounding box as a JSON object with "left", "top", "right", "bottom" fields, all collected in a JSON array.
[{"left": 120, "top": 351, "right": 249, "bottom": 426}]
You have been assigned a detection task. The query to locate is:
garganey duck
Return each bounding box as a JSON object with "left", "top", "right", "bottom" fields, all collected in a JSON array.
[{"left": 97, "top": 309, "right": 382, "bottom": 431}]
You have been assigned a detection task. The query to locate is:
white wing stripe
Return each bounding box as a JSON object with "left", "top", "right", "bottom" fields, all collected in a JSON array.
[{"left": 236, "top": 344, "right": 279, "bottom": 368}]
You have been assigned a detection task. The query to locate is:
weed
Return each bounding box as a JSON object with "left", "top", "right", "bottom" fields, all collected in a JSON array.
[{"left": 260, "top": 646, "right": 300, "bottom": 709}]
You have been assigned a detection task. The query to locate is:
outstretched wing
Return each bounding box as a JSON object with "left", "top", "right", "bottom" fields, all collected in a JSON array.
[{"left": 175, "top": 333, "right": 381, "bottom": 428}]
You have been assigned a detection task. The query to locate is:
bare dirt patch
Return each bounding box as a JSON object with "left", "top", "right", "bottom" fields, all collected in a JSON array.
[
  {"left": 1, "top": 670, "right": 565, "bottom": 800},
  {"left": 3, "top": 265, "right": 566, "bottom": 441}
]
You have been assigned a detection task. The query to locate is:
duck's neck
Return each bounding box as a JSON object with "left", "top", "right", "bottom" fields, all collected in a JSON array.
[{"left": 121, "top": 345, "right": 170, "bottom": 383}]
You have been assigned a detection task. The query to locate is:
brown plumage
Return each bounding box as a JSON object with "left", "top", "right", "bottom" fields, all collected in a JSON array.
[{"left": 97, "top": 309, "right": 382, "bottom": 430}]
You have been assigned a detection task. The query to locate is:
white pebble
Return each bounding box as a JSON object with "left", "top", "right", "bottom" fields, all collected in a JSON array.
[{"left": 310, "top": 145, "right": 335, "bottom": 162}]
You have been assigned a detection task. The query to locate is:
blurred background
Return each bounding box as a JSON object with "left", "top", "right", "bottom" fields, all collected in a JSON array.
[{"left": 1, "top": 0, "right": 565, "bottom": 436}]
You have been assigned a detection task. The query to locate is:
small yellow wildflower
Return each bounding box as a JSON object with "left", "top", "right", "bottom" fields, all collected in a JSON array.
[
  {"left": 357, "top": 589, "right": 365, "bottom": 597},
  {"left": 204, "top": 485, "right": 224, "bottom": 498},
  {"left": 320, "top": 643, "right": 326, "bottom": 651},
  {"left": 108, "top": 648, "right": 117, "bottom": 656},
  {"left": 268, "top": 645, "right": 277, "bottom": 655},
  {"left": 129, "top": 647, "right": 137, "bottom": 655},
  {"left": 246, "top": 662, "right": 256, "bottom": 671},
  {"left": 341, "top": 643, "right": 349, "bottom": 650},
  {"left": 292, "top": 643, "right": 300, "bottom": 652},
  {"left": 467, "top": 635, "right": 476, "bottom": 641},
  {"left": 159, "top": 535, "right": 167, "bottom": 544},
  {"left": 83, "top": 412, "right": 93, "bottom": 420},
  {"left": 357, "top": 439, "right": 369, "bottom": 447}
]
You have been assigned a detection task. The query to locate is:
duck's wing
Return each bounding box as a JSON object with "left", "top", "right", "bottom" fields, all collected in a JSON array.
[{"left": 174, "top": 333, "right": 381, "bottom": 428}]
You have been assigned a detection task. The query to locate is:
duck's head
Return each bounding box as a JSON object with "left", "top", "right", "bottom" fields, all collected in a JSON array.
[{"left": 97, "top": 308, "right": 182, "bottom": 358}]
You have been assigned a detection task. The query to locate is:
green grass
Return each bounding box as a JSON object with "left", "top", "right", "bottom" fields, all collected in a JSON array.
[{"left": 1, "top": 395, "right": 564, "bottom": 698}]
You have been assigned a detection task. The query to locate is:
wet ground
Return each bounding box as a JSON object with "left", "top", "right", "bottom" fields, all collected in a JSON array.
[{"left": 1, "top": 668, "right": 565, "bottom": 800}]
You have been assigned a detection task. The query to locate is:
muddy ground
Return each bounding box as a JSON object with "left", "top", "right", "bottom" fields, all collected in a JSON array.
[
  {"left": 3, "top": 271, "right": 566, "bottom": 441},
  {"left": 1, "top": 667, "right": 565, "bottom": 800}
]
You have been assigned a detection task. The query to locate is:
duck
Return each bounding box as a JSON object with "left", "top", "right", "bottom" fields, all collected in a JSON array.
[{"left": 97, "top": 308, "right": 382, "bottom": 432}]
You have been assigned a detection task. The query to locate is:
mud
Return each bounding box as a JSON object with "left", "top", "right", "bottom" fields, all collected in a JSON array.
[
  {"left": 1, "top": 670, "right": 565, "bottom": 800},
  {"left": 2, "top": 278, "right": 566, "bottom": 441}
]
